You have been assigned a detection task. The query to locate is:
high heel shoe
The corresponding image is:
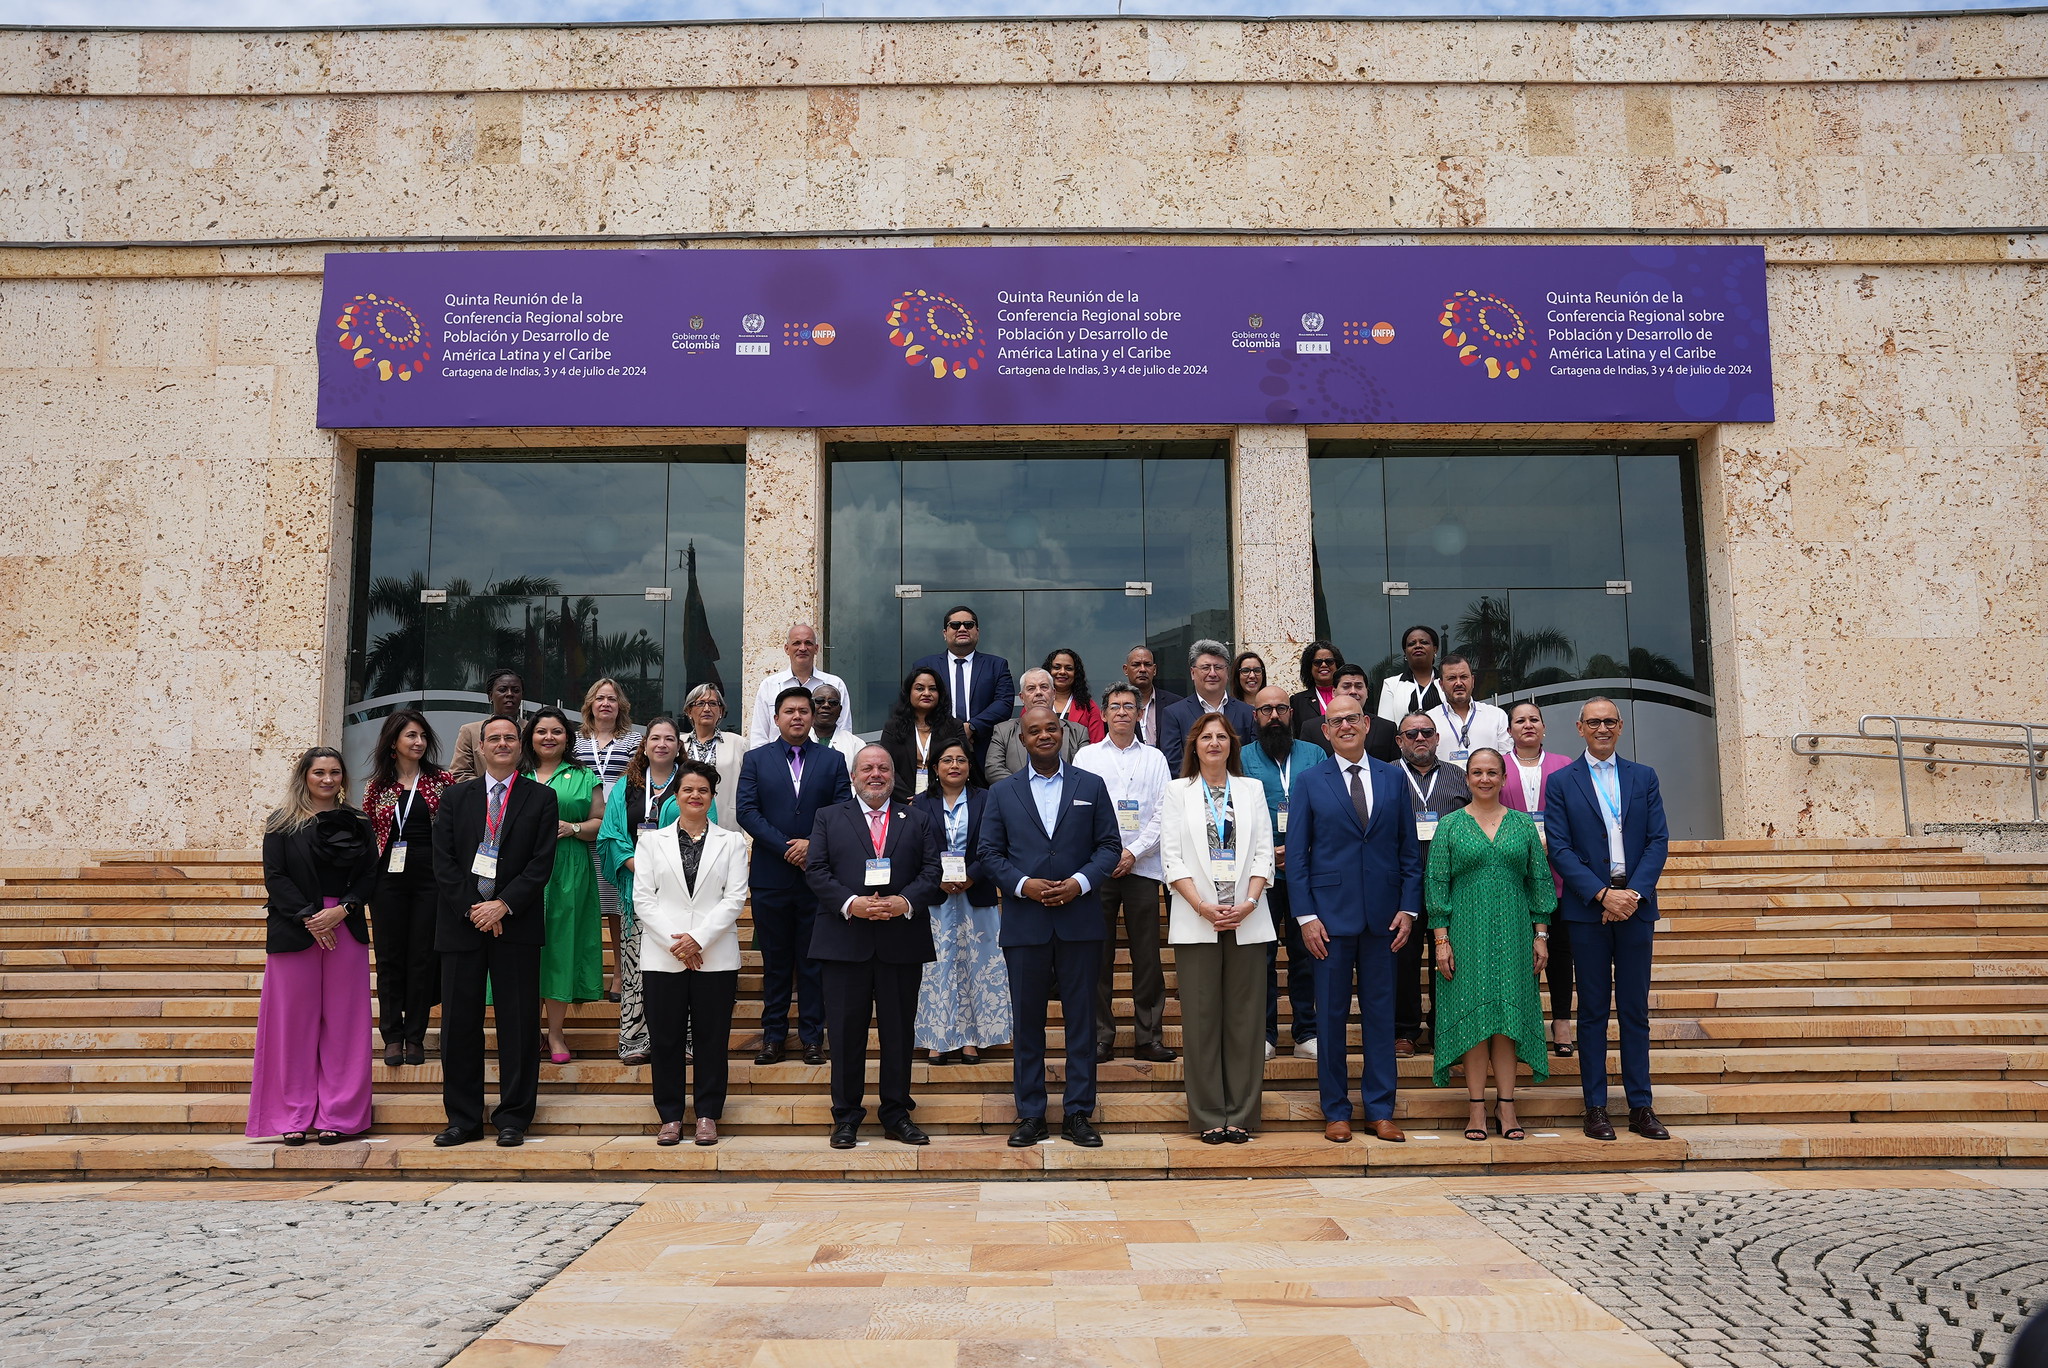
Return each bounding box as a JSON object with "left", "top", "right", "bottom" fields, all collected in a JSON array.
[
  {"left": 1463, "top": 1099, "right": 1488, "bottom": 1142},
  {"left": 1497, "top": 1098, "right": 1525, "bottom": 1141}
]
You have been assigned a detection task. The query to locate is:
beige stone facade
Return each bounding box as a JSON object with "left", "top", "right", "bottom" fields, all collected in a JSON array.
[{"left": 0, "top": 15, "right": 2042, "bottom": 855}]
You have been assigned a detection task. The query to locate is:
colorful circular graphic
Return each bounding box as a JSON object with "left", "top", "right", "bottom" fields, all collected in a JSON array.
[
  {"left": 335, "top": 293, "right": 433, "bottom": 383},
  {"left": 886, "top": 288, "right": 985, "bottom": 380},
  {"left": 1438, "top": 290, "right": 1539, "bottom": 380}
]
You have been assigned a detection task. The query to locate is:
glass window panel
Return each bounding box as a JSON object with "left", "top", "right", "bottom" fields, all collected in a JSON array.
[
  {"left": 427, "top": 462, "right": 668, "bottom": 596},
  {"left": 352, "top": 460, "right": 434, "bottom": 704},
  {"left": 1619, "top": 453, "right": 1706, "bottom": 694},
  {"left": 902, "top": 593, "right": 1024, "bottom": 727},
  {"left": 900, "top": 458, "right": 1144, "bottom": 589},
  {"left": 1505, "top": 590, "right": 1631, "bottom": 694},
  {"left": 666, "top": 461, "right": 746, "bottom": 723},
  {"left": 828, "top": 458, "right": 903, "bottom": 733},
  {"left": 1141, "top": 456, "right": 1233, "bottom": 698},
  {"left": 1023, "top": 591, "right": 1148, "bottom": 709},
  {"left": 1307, "top": 456, "right": 1391, "bottom": 683},
  {"left": 1383, "top": 453, "right": 1623, "bottom": 588}
]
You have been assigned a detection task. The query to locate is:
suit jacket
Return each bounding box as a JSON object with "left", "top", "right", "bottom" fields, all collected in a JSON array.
[
  {"left": 878, "top": 716, "right": 970, "bottom": 803},
  {"left": 261, "top": 810, "right": 379, "bottom": 953},
  {"left": 631, "top": 822, "right": 749, "bottom": 973},
  {"left": 911, "top": 650, "right": 1016, "bottom": 745},
  {"left": 1157, "top": 694, "right": 1259, "bottom": 779},
  {"left": 984, "top": 715, "right": 1087, "bottom": 783},
  {"left": 914, "top": 785, "right": 999, "bottom": 907},
  {"left": 430, "top": 772, "right": 560, "bottom": 951},
  {"left": 447, "top": 716, "right": 523, "bottom": 783},
  {"left": 805, "top": 799, "right": 943, "bottom": 964},
  {"left": 1544, "top": 754, "right": 1670, "bottom": 924},
  {"left": 1290, "top": 698, "right": 1396, "bottom": 763},
  {"left": 977, "top": 765, "right": 1124, "bottom": 947},
  {"left": 1157, "top": 774, "right": 1278, "bottom": 946},
  {"left": 1284, "top": 754, "right": 1423, "bottom": 939},
  {"left": 1134, "top": 686, "right": 1183, "bottom": 750},
  {"left": 736, "top": 738, "right": 853, "bottom": 892}
]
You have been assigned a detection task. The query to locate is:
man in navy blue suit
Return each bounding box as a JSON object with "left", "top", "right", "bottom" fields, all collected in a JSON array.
[
  {"left": 1544, "top": 696, "right": 1672, "bottom": 1142},
  {"left": 736, "top": 687, "right": 852, "bottom": 1068},
  {"left": 911, "top": 604, "right": 1015, "bottom": 768},
  {"left": 806, "top": 744, "right": 943, "bottom": 1150},
  {"left": 1285, "top": 695, "right": 1423, "bottom": 1144},
  {"left": 978, "top": 707, "right": 1124, "bottom": 1148},
  {"left": 1156, "top": 639, "right": 1259, "bottom": 778}
]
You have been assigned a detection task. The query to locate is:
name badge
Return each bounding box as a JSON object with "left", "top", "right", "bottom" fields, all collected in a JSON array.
[
  {"left": 865, "top": 857, "right": 892, "bottom": 887},
  {"left": 1210, "top": 847, "right": 1237, "bottom": 883},
  {"left": 1275, "top": 802, "right": 1288, "bottom": 836},
  {"left": 387, "top": 840, "right": 407, "bottom": 874},
  {"left": 1116, "top": 799, "right": 1140, "bottom": 833},
  {"left": 1531, "top": 812, "right": 1547, "bottom": 847},
  {"left": 913, "top": 768, "right": 928, "bottom": 795},
  {"left": 942, "top": 853, "right": 968, "bottom": 884},
  {"left": 471, "top": 851, "right": 498, "bottom": 880},
  {"left": 1416, "top": 811, "right": 1440, "bottom": 842},
  {"left": 1447, "top": 748, "right": 1470, "bottom": 765}
]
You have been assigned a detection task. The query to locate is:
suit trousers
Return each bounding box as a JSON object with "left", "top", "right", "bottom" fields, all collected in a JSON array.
[
  {"left": 1311, "top": 931, "right": 1399, "bottom": 1123},
  {"left": 1263, "top": 881, "right": 1317, "bottom": 1046},
  {"left": 1004, "top": 938, "right": 1102, "bottom": 1120},
  {"left": 821, "top": 958, "right": 922, "bottom": 1129},
  {"left": 1544, "top": 916, "right": 1576, "bottom": 1024},
  {"left": 1569, "top": 914, "right": 1656, "bottom": 1110},
  {"left": 643, "top": 968, "right": 735, "bottom": 1122},
  {"left": 752, "top": 887, "right": 825, "bottom": 1048},
  {"left": 440, "top": 940, "right": 541, "bottom": 1134},
  {"left": 1393, "top": 895, "right": 1438, "bottom": 1041},
  {"left": 370, "top": 868, "right": 440, "bottom": 1046},
  {"left": 1094, "top": 874, "right": 1165, "bottom": 1049},
  {"left": 1176, "top": 932, "right": 1268, "bottom": 1132}
]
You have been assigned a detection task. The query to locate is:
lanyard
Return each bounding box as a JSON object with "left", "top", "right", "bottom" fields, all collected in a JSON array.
[
  {"left": 1439, "top": 703, "right": 1475, "bottom": 749},
  {"left": 865, "top": 804, "right": 890, "bottom": 855},
  {"left": 1202, "top": 781, "right": 1232, "bottom": 846},
  {"left": 1104, "top": 740, "right": 1146, "bottom": 799},
  {"left": 787, "top": 745, "right": 805, "bottom": 787},
  {"left": 642, "top": 767, "right": 676, "bottom": 825},
  {"left": 482, "top": 774, "right": 514, "bottom": 844},
  {"left": 1056, "top": 696, "right": 1072, "bottom": 720},
  {"left": 1403, "top": 764, "right": 1440, "bottom": 809},
  {"left": 915, "top": 729, "right": 932, "bottom": 766},
  {"left": 1592, "top": 762, "right": 1623, "bottom": 822},
  {"left": 943, "top": 793, "right": 969, "bottom": 852},
  {"left": 589, "top": 733, "right": 622, "bottom": 777},
  {"left": 1276, "top": 748, "right": 1294, "bottom": 799},
  {"left": 392, "top": 772, "right": 422, "bottom": 835}
]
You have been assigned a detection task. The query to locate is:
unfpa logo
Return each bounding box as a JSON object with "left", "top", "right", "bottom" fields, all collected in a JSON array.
[{"left": 336, "top": 293, "right": 433, "bottom": 382}]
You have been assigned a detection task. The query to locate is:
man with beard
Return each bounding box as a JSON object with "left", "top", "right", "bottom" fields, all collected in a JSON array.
[{"left": 1239, "top": 685, "right": 1327, "bottom": 1062}]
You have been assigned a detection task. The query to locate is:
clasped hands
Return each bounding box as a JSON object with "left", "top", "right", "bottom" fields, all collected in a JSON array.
[
  {"left": 467, "top": 898, "right": 510, "bottom": 936},
  {"left": 1198, "top": 898, "right": 1256, "bottom": 931},
  {"left": 852, "top": 895, "right": 908, "bottom": 921},
  {"left": 1021, "top": 877, "right": 1083, "bottom": 907},
  {"left": 305, "top": 902, "right": 350, "bottom": 949},
  {"left": 666, "top": 931, "right": 704, "bottom": 970},
  {"left": 1598, "top": 886, "right": 1642, "bottom": 922}
]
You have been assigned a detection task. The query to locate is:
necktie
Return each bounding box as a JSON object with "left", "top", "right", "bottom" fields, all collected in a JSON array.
[
  {"left": 1347, "top": 763, "right": 1372, "bottom": 830},
  {"left": 953, "top": 656, "right": 968, "bottom": 721},
  {"left": 789, "top": 744, "right": 804, "bottom": 788},
  {"left": 867, "top": 807, "right": 887, "bottom": 856},
  {"left": 477, "top": 779, "right": 506, "bottom": 898}
]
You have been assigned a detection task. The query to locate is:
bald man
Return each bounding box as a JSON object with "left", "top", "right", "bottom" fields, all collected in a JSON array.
[{"left": 748, "top": 623, "right": 852, "bottom": 749}]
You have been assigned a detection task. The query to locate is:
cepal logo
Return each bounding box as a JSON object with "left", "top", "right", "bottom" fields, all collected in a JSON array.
[
  {"left": 335, "top": 293, "right": 432, "bottom": 382},
  {"left": 1439, "top": 290, "right": 1540, "bottom": 380},
  {"left": 886, "top": 288, "right": 985, "bottom": 380}
]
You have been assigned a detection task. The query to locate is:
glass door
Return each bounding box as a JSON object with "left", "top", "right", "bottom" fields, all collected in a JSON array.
[{"left": 897, "top": 589, "right": 1147, "bottom": 722}]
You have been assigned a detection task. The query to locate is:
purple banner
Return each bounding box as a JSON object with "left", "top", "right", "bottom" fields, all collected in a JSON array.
[{"left": 317, "top": 244, "right": 1772, "bottom": 428}]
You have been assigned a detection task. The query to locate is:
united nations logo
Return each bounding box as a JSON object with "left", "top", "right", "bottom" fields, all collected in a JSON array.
[
  {"left": 1301, "top": 312, "right": 1325, "bottom": 333},
  {"left": 688, "top": 315, "right": 705, "bottom": 331},
  {"left": 741, "top": 313, "right": 765, "bottom": 334},
  {"left": 1248, "top": 313, "right": 1264, "bottom": 329}
]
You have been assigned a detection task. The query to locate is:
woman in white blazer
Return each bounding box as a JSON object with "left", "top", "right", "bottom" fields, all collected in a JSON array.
[
  {"left": 1161, "top": 713, "right": 1276, "bottom": 1145},
  {"left": 632, "top": 758, "right": 749, "bottom": 1147}
]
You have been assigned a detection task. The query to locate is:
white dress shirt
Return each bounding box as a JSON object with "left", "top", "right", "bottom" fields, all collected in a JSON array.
[
  {"left": 747, "top": 667, "right": 852, "bottom": 748},
  {"left": 1074, "top": 735, "right": 1170, "bottom": 882},
  {"left": 1434, "top": 699, "right": 1512, "bottom": 763},
  {"left": 943, "top": 651, "right": 980, "bottom": 722},
  {"left": 1588, "top": 755, "right": 1628, "bottom": 873}
]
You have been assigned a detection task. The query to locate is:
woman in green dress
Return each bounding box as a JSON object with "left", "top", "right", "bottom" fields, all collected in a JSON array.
[
  {"left": 523, "top": 706, "right": 606, "bottom": 1063},
  {"left": 1426, "top": 747, "right": 1555, "bottom": 1142}
]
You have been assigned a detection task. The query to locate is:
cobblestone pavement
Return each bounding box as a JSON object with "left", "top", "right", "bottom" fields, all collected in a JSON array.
[
  {"left": 0, "top": 1200, "right": 635, "bottom": 1368},
  {"left": 1456, "top": 1187, "right": 2048, "bottom": 1368}
]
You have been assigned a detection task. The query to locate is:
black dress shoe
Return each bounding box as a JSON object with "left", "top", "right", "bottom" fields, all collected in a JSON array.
[
  {"left": 403, "top": 1042, "right": 425, "bottom": 1067},
  {"left": 830, "top": 1123, "right": 859, "bottom": 1150},
  {"left": 383, "top": 1042, "right": 405, "bottom": 1068},
  {"left": 754, "top": 1043, "right": 786, "bottom": 1066},
  {"left": 1062, "top": 1115, "right": 1104, "bottom": 1147},
  {"left": 1095, "top": 1041, "right": 1115, "bottom": 1064},
  {"left": 496, "top": 1127, "right": 525, "bottom": 1147},
  {"left": 1629, "top": 1107, "right": 1671, "bottom": 1140},
  {"left": 433, "top": 1126, "right": 481, "bottom": 1147},
  {"left": 1008, "top": 1116, "right": 1048, "bottom": 1147},
  {"left": 884, "top": 1121, "right": 930, "bottom": 1146},
  {"left": 1134, "top": 1042, "right": 1177, "bottom": 1063},
  {"left": 803, "top": 1041, "right": 826, "bottom": 1067},
  {"left": 1583, "top": 1106, "right": 1617, "bottom": 1141}
]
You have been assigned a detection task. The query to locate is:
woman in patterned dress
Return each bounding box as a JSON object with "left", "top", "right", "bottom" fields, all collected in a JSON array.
[
  {"left": 911, "top": 738, "right": 1010, "bottom": 1064},
  {"left": 573, "top": 678, "right": 642, "bottom": 1002},
  {"left": 597, "top": 716, "right": 684, "bottom": 1068},
  {"left": 1426, "top": 747, "right": 1555, "bottom": 1142}
]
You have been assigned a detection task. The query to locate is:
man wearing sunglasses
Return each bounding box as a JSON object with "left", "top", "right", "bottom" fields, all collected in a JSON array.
[
  {"left": 1543, "top": 697, "right": 1671, "bottom": 1143},
  {"left": 911, "top": 606, "right": 1015, "bottom": 770},
  {"left": 1392, "top": 711, "right": 1469, "bottom": 1059}
]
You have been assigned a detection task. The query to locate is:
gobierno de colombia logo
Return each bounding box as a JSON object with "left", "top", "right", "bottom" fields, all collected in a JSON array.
[
  {"left": 1439, "top": 290, "right": 1539, "bottom": 380},
  {"left": 886, "top": 288, "right": 985, "bottom": 380},
  {"left": 335, "top": 292, "right": 433, "bottom": 382}
]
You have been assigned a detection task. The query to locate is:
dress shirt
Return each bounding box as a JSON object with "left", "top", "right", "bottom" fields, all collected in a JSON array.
[
  {"left": 1241, "top": 737, "right": 1326, "bottom": 846},
  {"left": 1588, "top": 755, "right": 1628, "bottom": 872},
  {"left": 1017, "top": 764, "right": 1094, "bottom": 898},
  {"left": 1342, "top": 760, "right": 1373, "bottom": 823},
  {"left": 747, "top": 667, "right": 852, "bottom": 748},
  {"left": 1137, "top": 691, "right": 1162, "bottom": 747},
  {"left": 841, "top": 795, "right": 896, "bottom": 917},
  {"left": 1195, "top": 693, "right": 1227, "bottom": 714},
  {"left": 1376, "top": 673, "right": 1445, "bottom": 725},
  {"left": 946, "top": 651, "right": 979, "bottom": 722},
  {"left": 1073, "top": 735, "right": 1170, "bottom": 882},
  {"left": 1434, "top": 700, "right": 1512, "bottom": 762}
]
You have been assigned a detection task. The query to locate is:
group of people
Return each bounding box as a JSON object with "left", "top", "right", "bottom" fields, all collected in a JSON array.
[{"left": 249, "top": 608, "right": 1671, "bottom": 1152}]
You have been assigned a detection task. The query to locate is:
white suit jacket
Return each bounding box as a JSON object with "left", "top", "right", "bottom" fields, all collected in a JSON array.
[
  {"left": 1158, "top": 774, "right": 1277, "bottom": 946},
  {"left": 631, "top": 822, "right": 749, "bottom": 973}
]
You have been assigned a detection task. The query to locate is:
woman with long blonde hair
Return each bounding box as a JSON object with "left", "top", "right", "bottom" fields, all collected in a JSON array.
[{"left": 574, "top": 678, "right": 643, "bottom": 1003}]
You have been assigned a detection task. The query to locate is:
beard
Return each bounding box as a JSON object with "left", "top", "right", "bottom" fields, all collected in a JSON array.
[{"left": 1257, "top": 718, "right": 1294, "bottom": 763}]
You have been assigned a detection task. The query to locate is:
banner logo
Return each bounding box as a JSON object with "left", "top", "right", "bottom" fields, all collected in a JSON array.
[
  {"left": 335, "top": 292, "right": 432, "bottom": 383},
  {"left": 886, "top": 288, "right": 985, "bottom": 380},
  {"left": 1439, "top": 290, "right": 1539, "bottom": 380}
]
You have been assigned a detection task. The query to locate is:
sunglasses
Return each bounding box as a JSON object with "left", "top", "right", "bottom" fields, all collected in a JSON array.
[
  {"left": 1400, "top": 727, "right": 1437, "bottom": 740},
  {"left": 945, "top": 620, "right": 976, "bottom": 630}
]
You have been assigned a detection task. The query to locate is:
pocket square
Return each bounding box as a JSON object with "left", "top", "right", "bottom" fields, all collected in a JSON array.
[{"left": 1071, "top": 799, "right": 1092, "bottom": 806}]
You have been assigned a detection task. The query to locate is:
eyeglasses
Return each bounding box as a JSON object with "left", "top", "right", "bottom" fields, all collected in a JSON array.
[
  {"left": 1400, "top": 727, "right": 1437, "bottom": 740},
  {"left": 1104, "top": 702, "right": 1138, "bottom": 713},
  {"left": 1253, "top": 704, "right": 1291, "bottom": 716},
  {"left": 1326, "top": 717, "right": 1364, "bottom": 729},
  {"left": 944, "top": 620, "right": 976, "bottom": 630},
  {"left": 1583, "top": 718, "right": 1622, "bottom": 730}
]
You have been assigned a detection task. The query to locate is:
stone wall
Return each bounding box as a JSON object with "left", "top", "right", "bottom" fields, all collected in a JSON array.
[{"left": 0, "top": 15, "right": 2042, "bottom": 852}]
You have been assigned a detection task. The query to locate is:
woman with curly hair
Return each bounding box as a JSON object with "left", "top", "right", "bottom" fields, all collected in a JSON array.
[{"left": 1043, "top": 647, "right": 1105, "bottom": 742}]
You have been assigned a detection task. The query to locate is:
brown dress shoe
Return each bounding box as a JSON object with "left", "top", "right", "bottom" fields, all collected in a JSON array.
[
  {"left": 1324, "top": 1119, "right": 1353, "bottom": 1143},
  {"left": 694, "top": 1117, "right": 719, "bottom": 1146},
  {"left": 1628, "top": 1107, "right": 1670, "bottom": 1140},
  {"left": 1583, "top": 1106, "right": 1617, "bottom": 1141},
  {"left": 656, "top": 1120, "right": 685, "bottom": 1147},
  {"left": 1366, "top": 1118, "right": 1407, "bottom": 1143},
  {"left": 1393, "top": 1038, "right": 1416, "bottom": 1058}
]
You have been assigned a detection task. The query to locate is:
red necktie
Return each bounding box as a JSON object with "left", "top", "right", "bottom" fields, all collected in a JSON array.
[{"left": 867, "top": 807, "right": 887, "bottom": 855}]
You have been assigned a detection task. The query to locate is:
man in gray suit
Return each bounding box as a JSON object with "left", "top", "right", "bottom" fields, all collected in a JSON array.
[{"left": 984, "top": 668, "right": 1087, "bottom": 782}]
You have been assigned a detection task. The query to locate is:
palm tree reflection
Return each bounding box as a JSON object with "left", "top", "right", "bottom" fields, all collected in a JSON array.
[{"left": 1362, "top": 593, "right": 1695, "bottom": 699}]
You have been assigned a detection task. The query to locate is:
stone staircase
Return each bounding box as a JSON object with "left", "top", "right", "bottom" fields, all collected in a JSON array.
[{"left": 1, "top": 839, "right": 2043, "bottom": 1180}]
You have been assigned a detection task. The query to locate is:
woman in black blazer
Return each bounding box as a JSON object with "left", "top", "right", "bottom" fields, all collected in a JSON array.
[
  {"left": 879, "top": 666, "right": 972, "bottom": 802},
  {"left": 910, "top": 739, "right": 1010, "bottom": 1065},
  {"left": 247, "top": 747, "right": 380, "bottom": 1146}
]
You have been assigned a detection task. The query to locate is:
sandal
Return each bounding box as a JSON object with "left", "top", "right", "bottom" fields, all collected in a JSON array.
[
  {"left": 1223, "top": 1127, "right": 1251, "bottom": 1145},
  {"left": 1199, "top": 1128, "right": 1230, "bottom": 1145},
  {"left": 1497, "top": 1099, "right": 1525, "bottom": 1142},
  {"left": 1553, "top": 1041, "right": 1575, "bottom": 1057},
  {"left": 281, "top": 1131, "right": 308, "bottom": 1147},
  {"left": 1464, "top": 1098, "right": 1488, "bottom": 1142},
  {"left": 315, "top": 1130, "right": 349, "bottom": 1146}
]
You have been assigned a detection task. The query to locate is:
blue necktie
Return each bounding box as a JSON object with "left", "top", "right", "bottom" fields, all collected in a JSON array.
[
  {"left": 953, "top": 656, "right": 968, "bottom": 721},
  {"left": 477, "top": 780, "right": 506, "bottom": 898}
]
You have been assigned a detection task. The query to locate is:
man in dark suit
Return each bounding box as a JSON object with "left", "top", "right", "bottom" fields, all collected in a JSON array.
[
  {"left": 1295, "top": 663, "right": 1396, "bottom": 764},
  {"left": 1157, "top": 638, "right": 1259, "bottom": 778},
  {"left": 1544, "top": 696, "right": 1672, "bottom": 1143},
  {"left": 737, "top": 686, "right": 853, "bottom": 1067},
  {"left": 1123, "top": 645, "right": 1182, "bottom": 751},
  {"left": 806, "top": 744, "right": 944, "bottom": 1149},
  {"left": 1285, "top": 695, "right": 1423, "bottom": 1144},
  {"left": 911, "top": 603, "right": 1015, "bottom": 768},
  {"left": 978, "top": 707, "right": 1124, "bottom": 1148},
  {"left": 430, "top": 714, "right": 558, "bottom": 1148}
]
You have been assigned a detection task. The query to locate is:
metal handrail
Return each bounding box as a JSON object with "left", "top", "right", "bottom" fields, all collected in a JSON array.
[{"left": 1791, "top": 714, "right": 2048, "bottom": 835}]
